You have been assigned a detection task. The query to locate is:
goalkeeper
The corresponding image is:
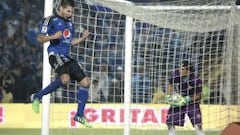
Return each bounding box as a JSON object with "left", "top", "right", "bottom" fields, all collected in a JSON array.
[
  {"left": 31, "top": 0, "right": 91, "bottom": 128},
  {"left": 165, "top": 61, "right": 205, "bottom": 135}
]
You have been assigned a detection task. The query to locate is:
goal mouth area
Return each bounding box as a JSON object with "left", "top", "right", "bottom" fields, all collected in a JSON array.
[{"left": 40, "top": 0, "right": 240, "bottom": 135}]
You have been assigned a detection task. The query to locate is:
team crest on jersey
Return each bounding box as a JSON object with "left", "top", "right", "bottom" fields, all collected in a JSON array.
[{"left": 63, "top": 29, "right": 71, "bottom": 38}]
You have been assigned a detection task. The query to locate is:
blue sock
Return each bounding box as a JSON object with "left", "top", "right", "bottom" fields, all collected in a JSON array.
[
  {"left": 34, "top": 78, "right": 63, "bottom": 100},
  {"left": 76, "top": 87, "right": 89, "bottom": 117}
]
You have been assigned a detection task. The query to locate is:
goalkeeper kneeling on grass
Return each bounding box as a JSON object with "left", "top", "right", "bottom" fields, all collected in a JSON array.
[{"left": 165, "top": 61, "right": 205, "bottom": 135}]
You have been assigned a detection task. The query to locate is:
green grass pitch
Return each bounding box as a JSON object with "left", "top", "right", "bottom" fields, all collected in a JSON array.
[{"left": 0, "top": 128, "right": 221, "bottom": 135}]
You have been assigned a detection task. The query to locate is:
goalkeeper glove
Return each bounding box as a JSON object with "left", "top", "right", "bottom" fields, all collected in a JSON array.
[
  {"left": 165, "top": 94, "right": 182, "bottom": 106},
  {"left": 184, "top": 96, "right": 191, "bottom": 103},
  {"left": 171, "top": 96, "right": 192, "bottom": 107},
  {"left": 165, "top": 95, "right": 173, "bottom": 104}
]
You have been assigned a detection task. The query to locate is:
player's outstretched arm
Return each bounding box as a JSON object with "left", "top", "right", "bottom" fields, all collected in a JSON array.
[
  {"left": 71, "top": 30, "right": 89, "bottom": 45},
  {"left": 37, "top": 31, "right": 62, "bottom": 43}
]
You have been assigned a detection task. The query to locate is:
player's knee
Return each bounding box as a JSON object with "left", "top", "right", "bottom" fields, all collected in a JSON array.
[
  {"left": 60, "top": 74, "right": 70, "bottom": 85},
  {"left": 79, "top": 77, "right": 90, "bottom": 88}
]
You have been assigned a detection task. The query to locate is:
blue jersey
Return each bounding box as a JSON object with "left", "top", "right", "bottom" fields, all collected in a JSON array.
[{"left": 38, "top": 15, "right": 74, "bottom": 57}]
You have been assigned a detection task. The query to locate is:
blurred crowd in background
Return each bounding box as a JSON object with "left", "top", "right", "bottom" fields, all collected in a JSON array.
[
  {"left": 56, "top": 1, "right": 227, "bottom": 104},
  {"left": 0, "top": 0, "right": 230, "bottom": 104},
  {"left": 0, "top": 0, "right": 44, "bottom": 103}
]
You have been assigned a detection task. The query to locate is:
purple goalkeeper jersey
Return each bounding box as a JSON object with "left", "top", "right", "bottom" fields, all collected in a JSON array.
[
  {"left": 168, "top": 70, "right": 202, "bottom": 103},
  {"left": 166, "top": 70, "right": 203, "bottom": 126}
]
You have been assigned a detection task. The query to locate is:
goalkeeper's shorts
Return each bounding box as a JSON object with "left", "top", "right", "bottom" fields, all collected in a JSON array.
[{"left": 166, "top": 103, "right": 202, "bottom": 126}]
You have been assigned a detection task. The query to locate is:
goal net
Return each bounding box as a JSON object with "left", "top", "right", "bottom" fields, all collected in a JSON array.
[{"left": 43, "top": 0, "right": 240, "bottom": 135}]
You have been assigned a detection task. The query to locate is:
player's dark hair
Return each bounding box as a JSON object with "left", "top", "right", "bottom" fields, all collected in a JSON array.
[
  {"left": 60, "top": 0, "right": 75, "bottom": 7},
  {"left": 181, "top": 60, "right": 189, "bottom": 68},
  {"left": 181, "top": 60, "right": 193, "bottom": 72}
]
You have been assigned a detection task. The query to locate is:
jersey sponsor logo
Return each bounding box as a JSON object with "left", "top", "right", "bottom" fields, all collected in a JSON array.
[{"left": 63, "top": 28, "right": 71, "bottom": 38}]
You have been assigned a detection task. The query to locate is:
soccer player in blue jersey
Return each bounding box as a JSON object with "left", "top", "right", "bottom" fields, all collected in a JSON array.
[
  {"left": 166, "top": 61, "right": 205, "bottom": 135},
  {"left": 31, "top": 0, "right": 91, "bottom": 128}
]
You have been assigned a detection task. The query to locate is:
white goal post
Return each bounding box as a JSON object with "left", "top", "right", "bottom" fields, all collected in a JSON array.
[
  {"left": 41, "top": 1, "right": 53, "bottom": 135},
  {"left": 41, "top": 0, "right": 240, "bottom": 135}
]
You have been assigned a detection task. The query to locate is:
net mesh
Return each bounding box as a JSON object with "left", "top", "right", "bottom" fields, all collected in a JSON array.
[{"left": 48, "top": 0, "right": 240, "bottom": 135}]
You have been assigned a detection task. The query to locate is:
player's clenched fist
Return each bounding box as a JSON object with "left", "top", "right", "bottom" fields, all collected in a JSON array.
[{"left": 82, "top": 30, "right": 90, "bottom": 39}]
